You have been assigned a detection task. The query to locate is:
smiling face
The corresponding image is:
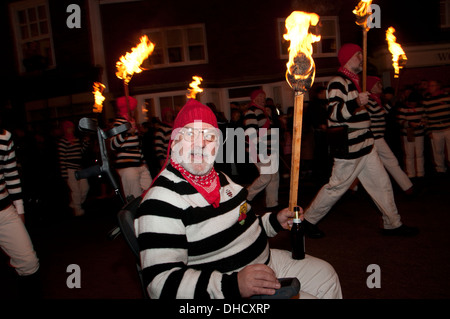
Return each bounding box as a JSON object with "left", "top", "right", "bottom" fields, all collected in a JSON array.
[{"left": 171, "top": 121, "right": 219, "bottom": 176}]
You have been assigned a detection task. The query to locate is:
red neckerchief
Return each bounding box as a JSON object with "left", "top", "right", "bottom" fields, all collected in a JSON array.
[
  {"left": 170, "top": 159, "right": 221, "bottom": 208},
  {"left": 338, "top": 67, "right": 362, "bottom": 93}
]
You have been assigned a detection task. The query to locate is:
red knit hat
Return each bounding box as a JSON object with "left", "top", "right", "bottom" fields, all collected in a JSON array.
[
  {"left": 338, "top": 43, "right": 362, "bottom": 67},
  {"left": 366, "top": 76, "right": 381, "bottom": 91},
  {"left": 116, "top": 96, "right": 137, "bottom": 116},
  {"left": 173, "top": 99, "right": 218, "bottom": 130},
  {"left": 142, "top": 99, "right": 219, "bottom": 195},
  {"left": 250, "top": 89, "right": 265, "bottom": 101}
]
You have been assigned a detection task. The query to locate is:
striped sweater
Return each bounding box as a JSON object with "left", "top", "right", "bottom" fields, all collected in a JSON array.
[
  {"left": 243, "top": 104, "right": 276, "bottom": 159},
  {"left": 134, "top": 164, "right": 283, "bottom": 299},
  {"left": 0, "top": 130, "right": 23, "bottom": 212},
  {"left": 110, "top": 117, "right": 145, "bottom": 169},
  {"left": 327, "top": 73, "right": 374, "bottom": 159},
  {"left": 154, "top": 122, "right": 172, "bottom": 161},
  {"left": 422, "top": 93, "right": 450, "bottom": 132},
  {"left": 57, "top": 137, "right": 89, "bottom": 179},
  {"left": 396, "top": 104, "right": 426, "bottom": 137},
  {"left": 366, "top": 96, "right": 392, "bottom": 139}
]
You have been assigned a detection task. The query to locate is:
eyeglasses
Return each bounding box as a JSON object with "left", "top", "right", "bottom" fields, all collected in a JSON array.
[{"left": 179, "top": 127, "right": 218, "bottom": 142}]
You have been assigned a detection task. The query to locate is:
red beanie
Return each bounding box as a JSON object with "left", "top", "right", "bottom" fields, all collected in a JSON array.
[
  {"left": 366, "top": 76, "right": 381, "bottom": 91},
  {"left": 173, "top": 99, "right": 218, "bottom": 130},
  {"left": 116, "top": 96, "right": 137, "bottom": 116},
  {"left": 338, "top": 43, "right": 362, "bottom": 67},
  {"left": 250, "top": 89, "right": 265, "bottom": 101},
  {"left": 143, "top": 99, "right": 219, "bottom": 193}
]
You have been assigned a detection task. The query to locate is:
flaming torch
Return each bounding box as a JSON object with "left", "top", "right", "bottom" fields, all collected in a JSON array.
[
  {"left": 353, "top": 0, "right": 373, "bottom": 91},
  {"left": 283, "top": 11, "right": 321, "bottom": 211},
  {"left": 92, "top": 82, "right": 106, "bottom": 114},
  {"left": 386, "top": 27, "right": 407, "bottom": 79},
  {"left": 115, "top": 35, "right": 155, "bottom": 118},
  {"left": 186, "top": 76, "right": 203, "bottom": 100}
]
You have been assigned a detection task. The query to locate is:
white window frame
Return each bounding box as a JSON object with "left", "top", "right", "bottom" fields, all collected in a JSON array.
[
  {"left": 278, "top": 16, "right": 340, "bottom": 59},
  {"left": 441, "top": 0, "right": 450, "bottom": 28},
  {"left": 9, "top": 0, "right": 56, "bottom": 73},
  {"left": 142, "top": 23, "right": 208, "bottom": 69}
]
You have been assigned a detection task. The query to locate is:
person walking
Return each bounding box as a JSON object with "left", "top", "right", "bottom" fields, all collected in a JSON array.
[
  {"left": 110, "top": 96, "right": 152, "bottom": 200},
  {"left": 365, "top": 76, "right": 414, "bottom": 194},
  {"left": 57, "top": 120, "right": 90, "bottom": 216},
  {"left": 302, "top": 44, "right": 418, "bottom": 238},
  {"left": 0, "top": 127, "right": 41, "bottom": 298},
  {"left": 243, "top": 89, "right": 280, "bottom": 210}
]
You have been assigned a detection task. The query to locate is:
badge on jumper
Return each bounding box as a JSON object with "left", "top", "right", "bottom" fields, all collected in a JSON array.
[{"left": 238, "top": 202, "right": 248, "bottom": 225}]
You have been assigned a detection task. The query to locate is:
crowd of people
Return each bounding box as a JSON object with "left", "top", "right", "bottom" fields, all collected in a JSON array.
[{"left": 1, "top": 42, "right": 449, "bottom": 299}]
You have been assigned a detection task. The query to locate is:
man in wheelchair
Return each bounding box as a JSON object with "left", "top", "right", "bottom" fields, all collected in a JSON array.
[{"left": 134, "top": 99, "right": 342, "bottom": 299}]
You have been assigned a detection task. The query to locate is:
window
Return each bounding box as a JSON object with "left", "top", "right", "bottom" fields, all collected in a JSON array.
[
  {"left": 441, "top": 0, "right": 450, "bottom": 28},
  {"left": 278, "top": 16, "right": 340, "bottom": 59},
  {"left": 10, "top": 0, "right": 55, "bottom": 73},
  {"left": 159, "top": 95, "right": 187, "bottom": 113},
  {"left": 143, "top": 24, "right": 208, "bottom": 68}
]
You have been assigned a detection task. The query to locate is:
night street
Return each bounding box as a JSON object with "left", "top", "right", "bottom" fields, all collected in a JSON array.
[{"left": 1, "top": 171, "right": 449, "bottom": 300}]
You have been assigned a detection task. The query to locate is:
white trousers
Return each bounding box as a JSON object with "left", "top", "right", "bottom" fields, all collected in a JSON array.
[
  {"left": 67, "top": 168, "right": 90, "bottom": 216},
  {"left": 117, "top": 165, "right": 152, "bottom": 199},
  {"left": 375, "top": 138, "right": 413, "bottom": 191},
  {"left": 246, "top": 159, "right": 279, "bottom": 208},
  {"left": 401, "top": 135, "right": 425, "bottom": 178},
  {"left": 268, "top": 249, "right": 342, "bottom": 299},
  {"left": 430, "top": 129, "right": 450, "bottom": 173},
  {"left": 304, "top": 148, "right": 402, "bottom": 230},
  {"left": 0, "top": 205, "right": 40, "bottom": 276}
]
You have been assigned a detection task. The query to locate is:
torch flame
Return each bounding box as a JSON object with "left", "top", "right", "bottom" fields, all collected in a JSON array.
[
  {"left": 386, "top": 27, "right": 407, "bottom": 78},
  {"left": 353, "top": 0, "right": 373, "bottom": 31},
  {"left": 186, "top": 76, "right": 203, "bottom": 99},
  {"left": 116, "top": 35, "right": 155, "bottom": 84},
  {"left": 92, "top": 82, "right": 106, "bottom": 113},
  {"left": 283, "top": 11, "right": 321, "bottom": 92}
]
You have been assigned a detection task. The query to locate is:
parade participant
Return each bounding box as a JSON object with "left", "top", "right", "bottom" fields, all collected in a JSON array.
[
  {"left": 302, "top": 44, "right": 418, "bottom": 238},
  {"left": 57, "top": 120, "right": 90, "bottom": 216},
  {"left": 0, "top": 127, "right": 41, "bottom": 298},
  {"left": 423, "top": 80, "right": 450, "bottom": 174},
  {"left": 365, "top": 76, "right": 414, "bottom": 194},
  {"left": 243, "top": 89, "right": 280, "bottom": 210},
  {"left": 110, "top": 96, "right": 152, "bottom": 199},
  {"left": 134, "top": 99, "right": 342, "bottom": 299}
]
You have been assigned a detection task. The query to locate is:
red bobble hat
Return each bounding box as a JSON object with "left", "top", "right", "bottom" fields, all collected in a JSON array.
[
  {"left": 250, "top": 89, "right": 265, "bottom": 101},
  {"left": 173, "top": 99, "right": 218, "bottom": 131},
  {"left": 116, "top": 96, "right": 138, "bottom": 116},
  {"left": 143, "top": 99, "right": 220, "bottom": 201},
  {"left": 338, "top": 43, "right": 362, "bottom": 67}
]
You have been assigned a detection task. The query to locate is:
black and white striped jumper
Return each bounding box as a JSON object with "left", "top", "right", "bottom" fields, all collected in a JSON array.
[
  {"left": 110, "top": 117, "right": 145, "bottom": 169},
  {"left": 422, "top": 92, "right": 450, "bottom": 132},
  {"left": 243, "top": 104, "right": 277, "bottom": 161},
  {"left": 366, "top": 97, "right": 392, "bottom": 139},
  {"left": 396, "top": 103, "right": 426, "bottom": 137},
  {"left": 154, "top": 122, "right": 172, "bottom": 162},
  {"left": 327, "top": 72, "right": 374, "bottom": 159},
  {"left": 57, "top": 137, "right": 88, "bottom": 179},
  {"left": 134, "top": 164, "right": 283, "bottom": 299},
  {"left": 0, "top": 130, "right": 23, "bottom": 212}
]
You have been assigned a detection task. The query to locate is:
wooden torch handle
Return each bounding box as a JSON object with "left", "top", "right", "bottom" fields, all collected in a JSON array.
[{"left": 289, "top": 93, "right": 304, "bottom": 212}]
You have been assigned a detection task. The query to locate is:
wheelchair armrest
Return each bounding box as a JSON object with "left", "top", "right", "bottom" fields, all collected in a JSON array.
[{"left": 250, "top": 277, "right": 300, "bottom": 299}]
